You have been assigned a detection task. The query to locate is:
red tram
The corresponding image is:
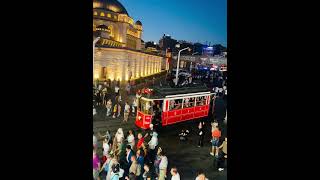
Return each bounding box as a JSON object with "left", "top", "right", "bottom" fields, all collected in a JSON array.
[{"left": 135, "top": 85, "right": 215, "bottom": 129}]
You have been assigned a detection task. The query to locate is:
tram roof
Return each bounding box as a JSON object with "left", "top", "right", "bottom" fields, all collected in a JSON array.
[{"left": 143, "top": 83, "right": 212, "bottom": 99}]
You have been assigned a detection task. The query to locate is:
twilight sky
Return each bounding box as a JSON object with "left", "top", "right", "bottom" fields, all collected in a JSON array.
[{"left": 119, "top": 0, "right": 227, "bottom": 46}]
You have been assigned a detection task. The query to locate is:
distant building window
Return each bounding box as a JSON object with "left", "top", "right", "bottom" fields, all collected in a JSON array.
[
  {"left": 107, "top": 13, "right": 111, "bottom": 18},
  {"left": 114, "top": 15, "right": 117, "bottom": 19},
  {"left": 94, "top": 11, "right": 98, "bottom": 16},
  {"left": 100, "top": 12, "right": 105, "bottom": 17}
]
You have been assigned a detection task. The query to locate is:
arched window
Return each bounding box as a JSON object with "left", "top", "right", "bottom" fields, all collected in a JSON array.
[
  {"left": 93, "top": 11, "right": 98, "bottom": 16},
  {"left": 100, "top": 12, "right": 105, "bottom": 17},
  {"left": 107, "top": 13, "right": 111, "bottom": 18}
]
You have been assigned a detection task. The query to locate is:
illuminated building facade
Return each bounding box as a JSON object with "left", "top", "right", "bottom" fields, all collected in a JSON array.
[{"left": 93, "top": 0, "right": 164, "bottom": 81}]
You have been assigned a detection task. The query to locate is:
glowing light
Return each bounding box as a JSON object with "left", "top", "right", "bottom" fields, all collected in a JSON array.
[
  {"left": 109, "top": 6, "right": 119, "bottom": 13},
  {"left": 94, "top": 74, "right": 99, "bottom": 79},
  {"left": 93, "top": 2, "right": 102, "bottom": 8}
]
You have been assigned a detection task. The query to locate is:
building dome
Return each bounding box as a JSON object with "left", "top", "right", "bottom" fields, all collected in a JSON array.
[
  {"left": 93, "top": 0, "right": 129, "bottom": 16},
  {"left": 135, "top": 20, "right": 142, "bottom": 26}
]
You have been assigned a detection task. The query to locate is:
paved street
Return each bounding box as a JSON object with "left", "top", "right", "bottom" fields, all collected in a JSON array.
[{"left": 93, "top": 79, "right": 227, "bottom": 180}]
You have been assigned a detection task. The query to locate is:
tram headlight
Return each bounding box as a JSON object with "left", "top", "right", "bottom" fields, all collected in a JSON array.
[{"left": 138, "top": 116, "right": 142, "bottom": 120}]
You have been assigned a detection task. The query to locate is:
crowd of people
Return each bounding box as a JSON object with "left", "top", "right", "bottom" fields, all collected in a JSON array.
[
  {"left": 93, "top": 124, "right": 181, "bottom": 180},
  {"left": 93, "top": 68, "right": 227, "bottom": 179},
  {"left": 93, "top": 79, "right": 140, "bottom": 122}
]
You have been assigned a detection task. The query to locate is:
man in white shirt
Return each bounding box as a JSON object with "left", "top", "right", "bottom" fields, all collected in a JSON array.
[
  {"left": 159, "top": 151, "right": 168, "bottom": 180},
  {"left": 124, "top": 102, "right": 130, "bottom": 122},
  {"left": 170, "top": 167, "right": 180, "bottom": 180},
  {"left": 148, "top": 131, "right": 158, "bottom": 162}
]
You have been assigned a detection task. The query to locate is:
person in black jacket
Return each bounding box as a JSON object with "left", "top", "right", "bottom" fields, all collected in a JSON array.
[{"left": 198, "top": 122, "right": 205, "bottom": 147}]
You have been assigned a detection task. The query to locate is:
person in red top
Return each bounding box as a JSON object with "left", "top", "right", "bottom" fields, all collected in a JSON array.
[
  {"left": 137, "top": 133, "right": 148, "bottom": 150},
  {"left": 211, "top": 126, "right": 222, "bottom": 157}
]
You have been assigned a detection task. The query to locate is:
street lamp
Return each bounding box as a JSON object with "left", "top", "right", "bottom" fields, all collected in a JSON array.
[
  {"left": 93, "top": 37, "right": 100, "bottom": 87},
  {"left": 190, "top": 52, "right": 198, "bottom": 72},
  {"left": 175, "top": 46, "right": 191, "bottom": 86}
]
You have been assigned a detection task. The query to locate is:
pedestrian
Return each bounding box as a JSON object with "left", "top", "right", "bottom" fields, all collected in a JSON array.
[
  {"left": 110, "top": 163, "right": 121, "bottom": 180},
  {"left": 158, "top": 150, "right": 168, "bottom": 180},
  {"left": 127, "top": 130, "right": 135, "bottom": 150},
  {"left": 217, "top": 137, "right": 227, "bottom": 172},
  {"left": 179, "top": 129, "right": 190, "bottom": 141},
  {"left": 124, "top": 102, "right": 130, "bottom": 122},
  {"left": 148, "top": 131, "right": 158, "bottom": 163},
  {"left": 125, "top": 145, "right": 134, "bottom": 177},
  {"left": 117, "top": 103, "right": 122, "bottom": 118},
  {"left": 102, "top": 87, "right": 108, "bottom": 105},
  {"left": 211, "top": 126, "right": 222, "bottom": 157},
  {"left": 113, "top": 103, "right": 118, "bottom": 118},
  {"left": 136, "top": 149, "right": 145, "bottom": 180},
  {"left": 96, "top": 91, "right": 101, "bottom": 106},
  {"left": 137, "top": 133, "right": 148, "bottom": 150},
  {"left": 170, "top": 167, "right": 180, "bottom": 180},
  {"left": 141, "top": 143, "right": 149, "bottom": 164},
  {"left": 103, "top": 137, "right": 111, "bottom": 157},
  {"left": 93, "top": 132, "right": 98, "bottom": 150},
  {"left": 93, "top": 106, "right": 97, "bottom": 116},
  {"left": 116, "top": 93, "right": 122, "bottom": 104},
  {"left": 142, "top": 164, "right": 153, "bottom": 180},
  {"left": 99, "top": 130, "right": 112, "bottom": 144},
  {"left": 100, "top": 155, "right": 111, "bottom": 179},
  {"left": 129, "top": 155, "right": 142, "bottom": 177},
  {"left": 126, "top": 83, "right": 131, "bottom": 95},
  {"left": 125, "top": 173, "right": 136, "bottom": 180},
  {"left": 195, "top": 170, "right": 208, "bottom": 180},
  {"left": 198, "top": 122, "right": 205, "bottom": 147},
  {"left": 112, "top": 128, "right": 124, "bottom": 153},
  {"left": 132, "top": 98, "right": 137, "bottom": 116},
  {"left": 223, "top": 86, "right": 227, "bottom": 100},
  {"left": 136, "top": 90, "right": 142, "bottom": 99},
  {"left": 93, "top": 147, "right": 101, "bottom": 180},
  {"left": 106, "top": 99, "right": 113, "bottom": 117},
  {"left": 115, "top": 85, "right": 120, "bottom": 96},
  {"left": 106, "top": 155, "right": 118, "bottom": 180}
]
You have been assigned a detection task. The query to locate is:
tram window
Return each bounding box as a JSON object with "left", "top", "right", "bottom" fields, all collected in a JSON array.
[
  {"left": 169, "top": 99, "right": 183, "bottom": 110},
  {"left": 196, "top": 96, "right": 206, "bottom": 106},
  {"left": 183, "top": 97, "right": 194, "bottom": 108},
  {"left": 140, "top": 99, "right": 153, "bottom": 115}
]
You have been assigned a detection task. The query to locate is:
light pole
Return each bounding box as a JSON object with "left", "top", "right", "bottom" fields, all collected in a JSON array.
[
  {"left": 175, "top": 46, "right": 191, "bottom": 86},
  {"left": 93, "top": 37, "right": 100, "bottom": 87},
  {"left": 190, "top": 52, "right": 198, "bottom": 72}
]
